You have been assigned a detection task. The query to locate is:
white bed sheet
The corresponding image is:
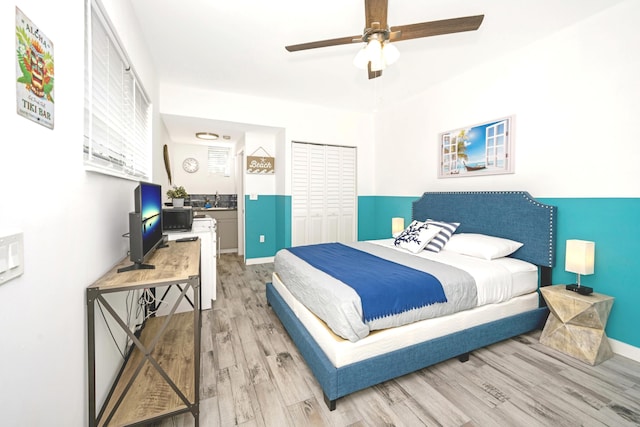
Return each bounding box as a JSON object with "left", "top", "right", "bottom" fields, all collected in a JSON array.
[
  {"left": 272, "top": 272, "right": 540, "bottom": 368},
  {"left": 370, "top": 238, "right": 539, "bottom": 305}
]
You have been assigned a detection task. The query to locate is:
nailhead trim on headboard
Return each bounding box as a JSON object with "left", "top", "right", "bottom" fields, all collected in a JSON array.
[{"left": 412, "top": 191, "right": 557, "bottom": 268}]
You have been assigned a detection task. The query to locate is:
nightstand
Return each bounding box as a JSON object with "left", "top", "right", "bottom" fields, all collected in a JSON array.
[{"left": 539, "top": 285, "right": 614, "bottom": 365}]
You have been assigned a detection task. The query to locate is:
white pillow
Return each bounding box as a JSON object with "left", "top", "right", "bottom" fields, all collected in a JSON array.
[
  {"left": 394, "top": 221, "right": 442, "bottom": 253},
  {"left": 444, "top": 233, "right": 523, "bottom": 260},
  {"left": 424, "top": 219, "right": 460, "bottom": 253}
]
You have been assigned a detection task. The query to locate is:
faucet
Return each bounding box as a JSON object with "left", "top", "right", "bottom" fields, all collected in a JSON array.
[{"left": 214, "top": 191, "right": 220, "bottom": 208}]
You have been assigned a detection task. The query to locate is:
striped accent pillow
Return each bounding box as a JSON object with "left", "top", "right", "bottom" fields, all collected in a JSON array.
[{"left": 424, "top": 219, "right": 460, "bottom": 253}]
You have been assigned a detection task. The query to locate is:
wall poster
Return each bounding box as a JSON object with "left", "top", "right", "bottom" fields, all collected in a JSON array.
[
  {"left": 438, "top": 116, "right": 514, "bottom": 178},
  {"left": 16, "top": 7, "right": 54, "bottom": 129}
]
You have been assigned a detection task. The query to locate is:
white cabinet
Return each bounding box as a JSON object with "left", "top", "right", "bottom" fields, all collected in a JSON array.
[
  {"left": 292, "top": 142, "right": 357, "bottom": 246},
  {"left": 164, "top": 217, "right": 216, "bottom": 311}
]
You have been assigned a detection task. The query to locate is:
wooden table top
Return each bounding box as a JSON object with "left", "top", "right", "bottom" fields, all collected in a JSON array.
[
  {"left": 541, "top": 284, "right": 614, "bottom": 304},
  {"left": 88, "top": 240, "right": 200, "bottom": 291}
]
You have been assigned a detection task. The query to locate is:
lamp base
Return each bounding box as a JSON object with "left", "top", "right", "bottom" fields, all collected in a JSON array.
[{"left": 565, "top": 284, "right": 593, "bottom": 295}]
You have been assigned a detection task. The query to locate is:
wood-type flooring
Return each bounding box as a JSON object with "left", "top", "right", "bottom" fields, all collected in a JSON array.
[{"left": 152, "top": 254, "right": 640, "bottom": 427}]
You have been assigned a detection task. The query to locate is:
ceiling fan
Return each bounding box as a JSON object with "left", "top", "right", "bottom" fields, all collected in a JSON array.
[{"left": 285, "top": 0, "right": 484, "bottom": 80}]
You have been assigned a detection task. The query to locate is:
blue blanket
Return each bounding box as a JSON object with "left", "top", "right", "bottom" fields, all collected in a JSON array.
[{"left": 286, "top": 243, "right": 447, "bottom": 322}]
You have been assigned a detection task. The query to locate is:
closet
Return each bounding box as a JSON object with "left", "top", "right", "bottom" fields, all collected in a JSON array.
[{"left": 291, "top": 142, "right": 357, "bottom": 246}]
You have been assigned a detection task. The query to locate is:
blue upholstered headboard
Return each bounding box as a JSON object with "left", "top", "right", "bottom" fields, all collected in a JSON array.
[{"left": 412, "top": 191, "right": 556, "bottom": 268}]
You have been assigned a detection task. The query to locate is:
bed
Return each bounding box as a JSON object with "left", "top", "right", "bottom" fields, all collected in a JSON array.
[{"left": 266, "top": 191, "right": 557, "bottom": 410}]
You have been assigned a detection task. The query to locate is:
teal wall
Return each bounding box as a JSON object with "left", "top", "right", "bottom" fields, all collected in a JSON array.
[
  {"left": 358, "top": 195, "right": 416, "bottom": 240},
  {"left": 245, "top": 194, "right": 639, "bottom": 348},
  {"left": 540, "top": 198, "right": 640, "bottom": 350},
  {"left": 245, "top": 195, "right": 291, "bottom": 258},
  {"left": 360, "top": 195, "right": 640, "bottom": 349},
  {"left": 275, "top": 195, "right": 291, "bottom": 252}
]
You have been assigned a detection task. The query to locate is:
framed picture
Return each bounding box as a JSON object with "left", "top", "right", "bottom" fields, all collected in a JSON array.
[{"left": 438, "top": 116, "right": 514, "bottom": 178}]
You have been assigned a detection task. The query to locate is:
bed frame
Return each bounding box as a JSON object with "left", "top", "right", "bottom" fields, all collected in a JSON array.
[{"left": 266, "top": 191, "right": 557, "bottom": 410}]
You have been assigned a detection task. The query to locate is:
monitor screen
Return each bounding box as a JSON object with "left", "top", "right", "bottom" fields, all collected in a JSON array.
[
  {"left": 119, "top": 182, "right": 165, "bottom": 273},
  {"left": 139, "top": 182, "right": 163, "bottom": 255}
]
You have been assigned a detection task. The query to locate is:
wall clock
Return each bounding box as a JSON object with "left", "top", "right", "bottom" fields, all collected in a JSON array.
[{"left": 182, "top": 157, "right": 199, "bottom": 173}]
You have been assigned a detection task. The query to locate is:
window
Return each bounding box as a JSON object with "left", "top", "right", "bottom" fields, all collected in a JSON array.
[
  {"left": 84, "top": 0, "right": 151, "bottom": 181},
  {"left": 485, "top": 120, "right": 507, "bottom": 168},
  {"left": 208, "top": 146, "right": 231, "bottom": 176}
]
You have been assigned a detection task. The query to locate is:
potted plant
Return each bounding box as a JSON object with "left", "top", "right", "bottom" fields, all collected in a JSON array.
[{"left": 166, "top": 185, "right": 188, "bottom": 207}]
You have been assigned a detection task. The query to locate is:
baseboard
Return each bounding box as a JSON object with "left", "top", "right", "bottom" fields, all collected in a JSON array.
[
  {"left": 219, "top": 248, "right": 238, "bottom": 254},
  {"left": 610, "top": 338, "right": 640, "bottom": 363},
  {"left": 245, "top": 256, "right": 274, "bottom": 265}
]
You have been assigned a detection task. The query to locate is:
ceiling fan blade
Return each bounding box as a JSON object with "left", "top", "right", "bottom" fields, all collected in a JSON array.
[
  {"left": 367, "top": 62, "right": 382, "bottom": 80},
  {"left": 365, "top": 0, "right": 388, "bottom": 29},
  {"left": 390, "top": 15, "right": 484, "bottom": 42},
  {"left": 285, "top": 35, "right": 362, "bottom": 52}
]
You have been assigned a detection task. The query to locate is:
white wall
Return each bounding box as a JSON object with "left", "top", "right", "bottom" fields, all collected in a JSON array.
[
  {"left": 0, "top": 0, "right": 163, "bottom": 425},
  {"left": 170, "top": 142, "right": 237, "bottom": 196},
  {"left": 245, "top": 132, "right": 278, "bottom": 196},
  {"left": 374, "top": 0, "right": 640, "bottom": 198},
  {"left": 4, "top": 0, "right": 635, "bottom": 424},
  {"left": 1, "top": 3, "right": 374, "bottom": 422},
  {"left": 159, "top": 85, "right": 377, "bottom": 197}
]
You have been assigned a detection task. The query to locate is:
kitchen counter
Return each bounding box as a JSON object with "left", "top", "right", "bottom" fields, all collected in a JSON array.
[{"left": 193, "top": 207, "right": 237, "bottom": 211}]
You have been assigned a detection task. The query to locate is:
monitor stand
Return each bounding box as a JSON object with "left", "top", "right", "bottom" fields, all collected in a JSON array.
[
  {"left": 156, "top": 234, "right": 170, "bottom": 249},
  {"left": 117, "top": 262, "right": 155, "bottom": 273}
]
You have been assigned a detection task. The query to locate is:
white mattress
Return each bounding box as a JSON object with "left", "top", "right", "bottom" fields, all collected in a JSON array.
[
  {"left": 272, "top": 272, "right": 539, "bottom": 368},
  {"left": 275, "top": 239, "right": 540, "bottom": 342}
]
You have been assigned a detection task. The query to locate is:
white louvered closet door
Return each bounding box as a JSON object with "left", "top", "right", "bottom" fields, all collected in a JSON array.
[
  {"left": 291, "top": 142, "right": 357, "bottom": 247},
  {"left": 338, "top": 146, "right": 357, "bottom": 242},
  {"left": 308, "top": 143, "right": 327, "bottom": 243},
  {"left": 291, "top": 143, "right": 310, "bottom": 247}
]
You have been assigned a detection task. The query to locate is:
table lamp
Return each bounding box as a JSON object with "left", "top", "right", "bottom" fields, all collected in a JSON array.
[
  {"left": 392, "top": 217, "right": 405, "bottom": 237},
  {"left": 565, "top": 239, "right": 595, "bottom": 295}
]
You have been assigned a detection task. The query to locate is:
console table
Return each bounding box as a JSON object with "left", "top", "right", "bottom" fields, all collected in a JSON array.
[{"left": 86, "top": 240, "right": 201, "bottom": 426}]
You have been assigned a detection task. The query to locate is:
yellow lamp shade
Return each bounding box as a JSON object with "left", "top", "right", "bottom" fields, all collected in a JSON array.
[{"left": 392, "top": 217, "right": 405, "bottom": 237}]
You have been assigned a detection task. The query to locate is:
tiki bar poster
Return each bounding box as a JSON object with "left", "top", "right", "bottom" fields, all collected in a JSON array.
[{"left": 16, "top": 7, "right": 54, "bottom": 129}]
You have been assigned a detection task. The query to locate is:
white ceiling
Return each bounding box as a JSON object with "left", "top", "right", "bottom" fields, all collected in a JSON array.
[{"left": 130, "top": 0, "right": 622, "bottom": 143}]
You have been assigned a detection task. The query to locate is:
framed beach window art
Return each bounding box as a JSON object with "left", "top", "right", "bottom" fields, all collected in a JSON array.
[{"left": 438, "top": 116, "right": 514, "bottom": 178}]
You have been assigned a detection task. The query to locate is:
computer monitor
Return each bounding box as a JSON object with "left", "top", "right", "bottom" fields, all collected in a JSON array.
[{"left": 118, "top": 181, "right": 166, "bottom": 273}]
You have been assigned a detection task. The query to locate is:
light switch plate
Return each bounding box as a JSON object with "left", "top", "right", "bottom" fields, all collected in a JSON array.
[{"left": 0, "top": 230, "right": 24, "bottom": 285}]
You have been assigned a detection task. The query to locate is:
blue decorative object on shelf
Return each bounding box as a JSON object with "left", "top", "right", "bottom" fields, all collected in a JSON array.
[{"left": 189, "top": 193, "right": 238, "bottom": 209}]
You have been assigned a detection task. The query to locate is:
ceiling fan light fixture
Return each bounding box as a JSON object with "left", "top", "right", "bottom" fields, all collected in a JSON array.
[
  {"left": 353, "top": 36, "right": 400, "bottom": 72},
  {"left": 382, "top": 42, "right": 400, "bottom": 66},
  {"left": 370, "top": 58, "right": 385, "bottom": 72},
  {"left": 365, "top": 38, "right": 382, "bottom": 56},
  {"left": 352, "top": 38, "right": 385, "bottom": 72},
  {"left": 353, "top": 46, "right": 369, "bottom": 70}
]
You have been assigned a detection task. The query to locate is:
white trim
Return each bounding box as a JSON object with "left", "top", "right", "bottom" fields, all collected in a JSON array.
[
  {"left": 245, "top": 256, "right": 274, "bottom": 265},
  {"left": 610, "top": 338, "right": 640, "bottom": 363}
]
